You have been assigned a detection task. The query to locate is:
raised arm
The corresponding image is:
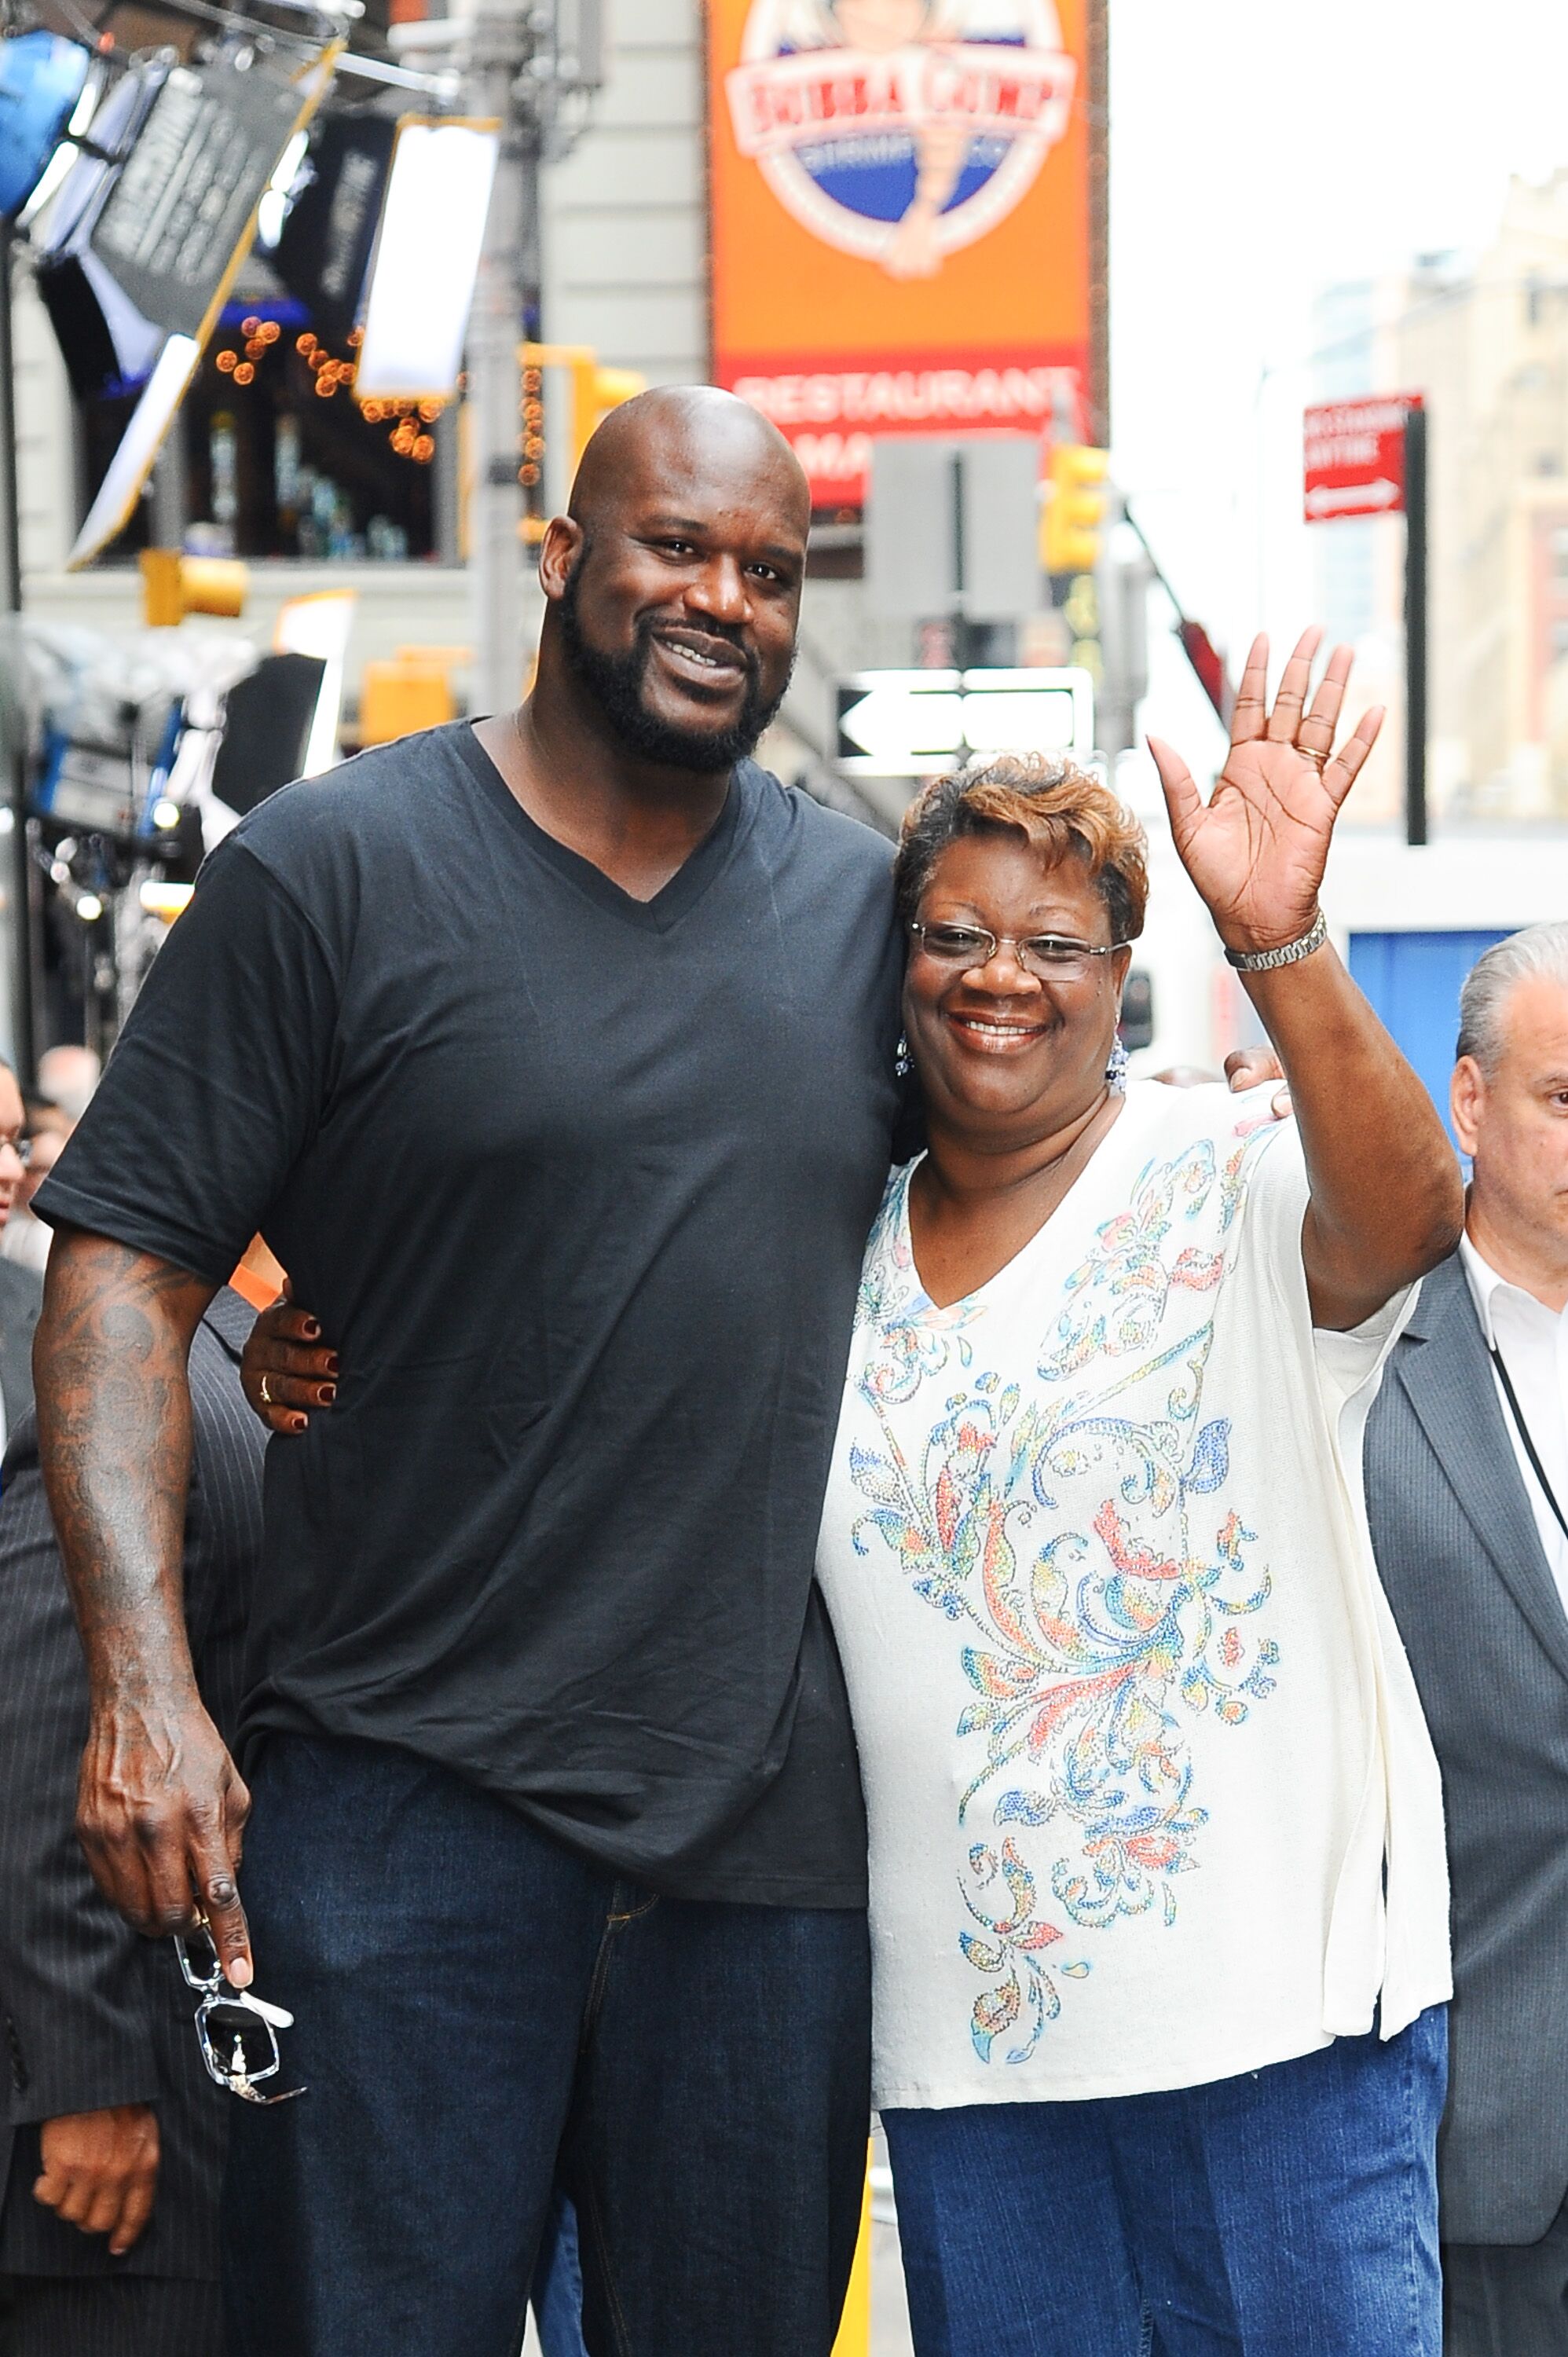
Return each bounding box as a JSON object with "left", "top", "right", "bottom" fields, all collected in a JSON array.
[
  {"left": 34, "top": 1229, "right": 254, "bottom": 1986},
  {"left": 1149, "top": 630, "right": 1463, "bottom": 1330}
]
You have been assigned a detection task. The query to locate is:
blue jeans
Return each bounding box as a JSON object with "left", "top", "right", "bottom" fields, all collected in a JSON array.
[
  {"left": 533, "top": 2194, "right": 587, "bottom": 2357},
  {"left": 221, "top": 1736, "right": 870, "bottom": 2357},
  {"left": 884, "top": 2005, "right": 1447, "bottom": 2357}
]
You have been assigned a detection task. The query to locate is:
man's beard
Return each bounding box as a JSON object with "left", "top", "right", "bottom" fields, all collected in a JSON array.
[{"left": 557, "top": 559, "right": 793, "bottom": 773}]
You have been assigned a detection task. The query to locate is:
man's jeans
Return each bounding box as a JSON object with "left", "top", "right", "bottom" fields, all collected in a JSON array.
[
  {"left": 885, "top": 2004, "right": 1447, "bottom": 2357},
  {"left": 222, "top": 1736, "right": 870, "bottom": 2357}
]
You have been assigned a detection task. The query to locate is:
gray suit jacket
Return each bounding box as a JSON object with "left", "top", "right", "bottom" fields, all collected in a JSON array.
[
  {"left": 0, "top": 1288, "right": 264, "bottom": 2281},
  {"left": 1366, "top": 1248, "right": 1568, "bottom": 2246},
  {"left": 0, "top": 1252, "right": 41, "bottom": 1439}
]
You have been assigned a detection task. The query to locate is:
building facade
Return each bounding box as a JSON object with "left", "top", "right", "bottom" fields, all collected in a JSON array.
[{"left": 1314, "top": 170, "right": 1568, "bottom": 825}]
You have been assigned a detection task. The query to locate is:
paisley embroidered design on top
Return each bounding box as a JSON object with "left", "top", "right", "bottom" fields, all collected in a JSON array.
[{"left": 849, "top": 1124, "right": 1281, "bottom": 2065}]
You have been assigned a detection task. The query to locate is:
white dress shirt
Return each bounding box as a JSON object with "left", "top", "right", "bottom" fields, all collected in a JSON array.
[{"left": 1460, "top": 1230, "right": 1568, "bottom": 1611}]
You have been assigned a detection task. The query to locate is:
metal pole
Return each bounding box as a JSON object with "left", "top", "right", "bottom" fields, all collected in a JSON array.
[
  {"left": 150, "top": 433, "right": 186, "bottom": 553},
  {"left": 1404, "top": 404, "right": 1428, "bottom": 848},
  {"left": 468, "top": 0, "right": 533, "bottom": 717},
  {"left": 950, "top": 449, "right": 969, "bottom": 673},
  {"left": 0, "top": 224, "right": 36, "bottom": 1083},
  {"left": 1094, "top": 487, "right": 1140, "bottom": 761},
  {"left": 1086, "top": 0, "right": 1109, "bottom": 446}
]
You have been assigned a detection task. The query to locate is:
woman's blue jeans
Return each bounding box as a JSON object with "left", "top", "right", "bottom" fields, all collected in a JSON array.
[{"left": 884, "top": 2004, "right": 1447, "bottom": 2357}]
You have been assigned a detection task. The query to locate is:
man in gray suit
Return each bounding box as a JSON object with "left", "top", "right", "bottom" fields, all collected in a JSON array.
[
  {"left": 0, "top": 1286, "right": 265, "bottom": 2355},
  {"left": 1366, "top": 921, "right": 1568, "bottom": 2355},
  {"left": 0, "top": 1054, "right": 42, "bottom": 1435}
]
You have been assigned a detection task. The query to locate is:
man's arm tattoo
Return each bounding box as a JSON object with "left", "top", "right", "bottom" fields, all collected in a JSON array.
[{"left": 35, "top": 1233, "right": 218, "bottom": 1699}]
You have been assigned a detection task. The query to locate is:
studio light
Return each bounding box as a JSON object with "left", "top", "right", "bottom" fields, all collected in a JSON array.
[
  {"left": 270, "top": 108, "right": 395, "bottom": 349},
  {"left": 0, "top": 31, "right": 90, "bottom": 221},
  {"left": 273, "top": 589, "right": 355, "bottom": 778},
  {"left": 34, "top": 62, "right": 183, "bottom": 398},
  {"left": 68, "top": 334, "right": 201, "bottom": 570},
  {"left": 255, "top": 129, "right": 313, "bottom": 251},
  {"left": 60, "top": 47, "right": 337, "bottom": 566},
  {"left": 353, "top": 116, "right": 498, "bottom": 402}
]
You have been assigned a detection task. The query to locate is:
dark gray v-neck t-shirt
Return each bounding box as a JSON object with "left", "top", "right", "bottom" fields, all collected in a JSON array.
[{"left": 37, "top": 724, "right": 903, "bottom": 1904}]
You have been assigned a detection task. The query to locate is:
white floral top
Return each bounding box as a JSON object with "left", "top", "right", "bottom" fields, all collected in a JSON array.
[{"left": 815, "top": 1082, "right": 1450, "bottom": 2108}]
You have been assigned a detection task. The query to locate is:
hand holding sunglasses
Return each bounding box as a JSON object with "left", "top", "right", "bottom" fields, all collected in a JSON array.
[{"left": 175, "top": 1925, "right": 306, "bottom": 2106}]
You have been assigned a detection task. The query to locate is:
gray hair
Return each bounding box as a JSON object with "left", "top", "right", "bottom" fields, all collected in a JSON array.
[{"left": 1456, "top": 922, "right": 1568, "bottom": 1070}]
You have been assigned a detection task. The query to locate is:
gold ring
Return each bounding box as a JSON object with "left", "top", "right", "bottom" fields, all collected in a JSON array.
[
  {"left": 259, "top": 1374, "right": 272, "bottom": 1406},
  {"left": 1297, "top": 743, "right": 1329, "bottom": 771}
]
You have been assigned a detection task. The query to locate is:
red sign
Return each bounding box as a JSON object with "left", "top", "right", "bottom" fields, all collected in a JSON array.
[{"left": 1303, "top": 394, "right": 1423, "bottom": 523}]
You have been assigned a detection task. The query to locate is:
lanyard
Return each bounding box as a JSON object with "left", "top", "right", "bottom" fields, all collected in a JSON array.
[{"left": 1489, "top": 1343, "right": 1568, "bottom": 1551}]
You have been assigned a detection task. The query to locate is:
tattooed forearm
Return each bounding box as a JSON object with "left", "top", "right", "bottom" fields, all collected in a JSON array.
[
  {"left": 35, "top": 1230, "right": 214, "bottom": 1692},
  {"left": 34, "top": 1230, "right": 255, "bottom": 1980}
]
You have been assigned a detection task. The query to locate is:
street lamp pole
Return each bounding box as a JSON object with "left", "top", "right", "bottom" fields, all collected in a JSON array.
[
  {"left": 467, "top": 0, "right": 536, "bottom": 720},
  {"left": 1403, "top": 402, "right": 1429, "bottom": 848},
  {"left": 394, "top": 0, "right": 602, "bottom": 717}
]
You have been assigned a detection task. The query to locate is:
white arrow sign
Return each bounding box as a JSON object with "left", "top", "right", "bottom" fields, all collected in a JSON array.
[
  {"left": 837, "top": 685, "right": 964, "bottom": 767},
  {"left": 835, "top": 668, "right": 1095, "bottom": 778},
  {"left": 1304, "top": 478, "right": 1401, "bottom": 519}
]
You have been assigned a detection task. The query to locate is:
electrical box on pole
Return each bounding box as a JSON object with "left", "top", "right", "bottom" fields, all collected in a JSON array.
[
  {"left": 865, "top": 436, "right": 1042, "bottom": 629},
  {"left": 1094, "top": 490, "right": 1153, "bottom": 762}
]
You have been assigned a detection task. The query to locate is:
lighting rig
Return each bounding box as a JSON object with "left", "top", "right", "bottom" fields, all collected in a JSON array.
[{"left": 0, "top": 0, "right": 586, "bottom": 1062}]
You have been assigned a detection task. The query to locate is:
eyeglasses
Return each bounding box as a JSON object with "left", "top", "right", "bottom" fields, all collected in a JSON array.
[
  {"left": 0, "top": 1135, "right": 33, "bottom": 1167},
  {"left": 907, "top": 922, "right": 1128, "bottom": 982},
  {"left": 175, "top": 1926, "right": 306, "bottom": 2106}
]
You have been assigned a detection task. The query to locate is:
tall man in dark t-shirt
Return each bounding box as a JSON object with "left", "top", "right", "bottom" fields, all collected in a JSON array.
[{"left": 31, "top": 389, "right": 903, "bottom": 2357}]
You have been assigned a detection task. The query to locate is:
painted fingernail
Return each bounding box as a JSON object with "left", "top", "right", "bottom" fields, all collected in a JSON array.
[
  {"left": 319, "top": 1384, "right": 336, "bottom": 1406},
  {"left": 290, "top": 1415, "right": 308, "bottom": 1434},
  {"left": 324, "top": 1353, "right": 340, "bottom": 1376},
  {"left": 302, "top": 1319, "right": 321, "bottom": 1340}
]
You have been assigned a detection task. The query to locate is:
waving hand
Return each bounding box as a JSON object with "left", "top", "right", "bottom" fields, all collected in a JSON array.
[{"left": 1147, "top": 629, "right": 1383, "bottom": 956}]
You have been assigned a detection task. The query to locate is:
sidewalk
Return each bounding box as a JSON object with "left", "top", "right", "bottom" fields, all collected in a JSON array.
[{"left": 869, "top": 2207, "right": 914, "bottom": 2355}]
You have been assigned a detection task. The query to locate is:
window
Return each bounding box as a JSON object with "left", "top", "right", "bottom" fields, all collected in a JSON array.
[{"left": 79, "top": 295, "right": 445, "bottom": 563}]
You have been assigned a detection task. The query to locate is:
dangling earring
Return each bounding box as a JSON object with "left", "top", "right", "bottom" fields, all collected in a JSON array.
[
  {"left": 1105, "top": 1036, "right": 1129, "bottom": 1092},
  {"left": 895, "top": 1034, "right": 912, "bottom": 1080}
]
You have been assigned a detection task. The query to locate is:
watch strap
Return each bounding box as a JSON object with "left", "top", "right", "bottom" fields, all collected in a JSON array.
[{"left": 1223, "top": 908, "right": 1328, "bottom": 973}]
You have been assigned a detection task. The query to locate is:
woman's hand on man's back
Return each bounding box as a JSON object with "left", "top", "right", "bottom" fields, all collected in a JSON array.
[
  {"left": 241, "top": 1285, "right": 339, "bottom": 1435},
  {"left": 1225, "top": 1047, "right": 1291, "bottom": 1119}
]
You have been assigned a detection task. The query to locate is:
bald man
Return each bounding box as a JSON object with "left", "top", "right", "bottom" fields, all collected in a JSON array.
[{"left": 29, "top": 389, "right": 899, "bottom": 2356}]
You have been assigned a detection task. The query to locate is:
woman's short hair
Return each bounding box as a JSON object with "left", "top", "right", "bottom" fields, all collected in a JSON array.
[{"left": 893, "top": 754, "right": 1149, "bottom": 946}]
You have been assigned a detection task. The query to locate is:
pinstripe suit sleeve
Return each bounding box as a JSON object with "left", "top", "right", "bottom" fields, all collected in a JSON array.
[
  {"left": 0, "top": 1434, "right": 162, "bottom": 2122},
  {"left": 0, "top": 1303, "right": 265, "bottom": 2132}
]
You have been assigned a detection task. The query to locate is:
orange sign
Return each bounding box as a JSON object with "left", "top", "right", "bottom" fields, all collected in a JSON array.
[{"left": 706, "top": 0, "right": 1094, "bottom": 509}]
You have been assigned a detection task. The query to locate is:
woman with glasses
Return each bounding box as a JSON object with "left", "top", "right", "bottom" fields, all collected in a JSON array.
[{"left": 814, "top": 629, "right": 1464, "bottom": 2356}]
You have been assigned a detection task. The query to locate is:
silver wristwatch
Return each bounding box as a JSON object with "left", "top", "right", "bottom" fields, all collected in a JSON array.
[{"left": 1222, "top": 908, "right": 1328, "bottom": 973}]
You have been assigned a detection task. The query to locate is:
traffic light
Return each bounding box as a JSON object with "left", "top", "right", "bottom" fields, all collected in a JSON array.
[
  {"left": 584, "top": 366, "right": 646, "bottom": 458},
  {"left": 1042, "top": 443, "right": 1109, "bottom": 577}
]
